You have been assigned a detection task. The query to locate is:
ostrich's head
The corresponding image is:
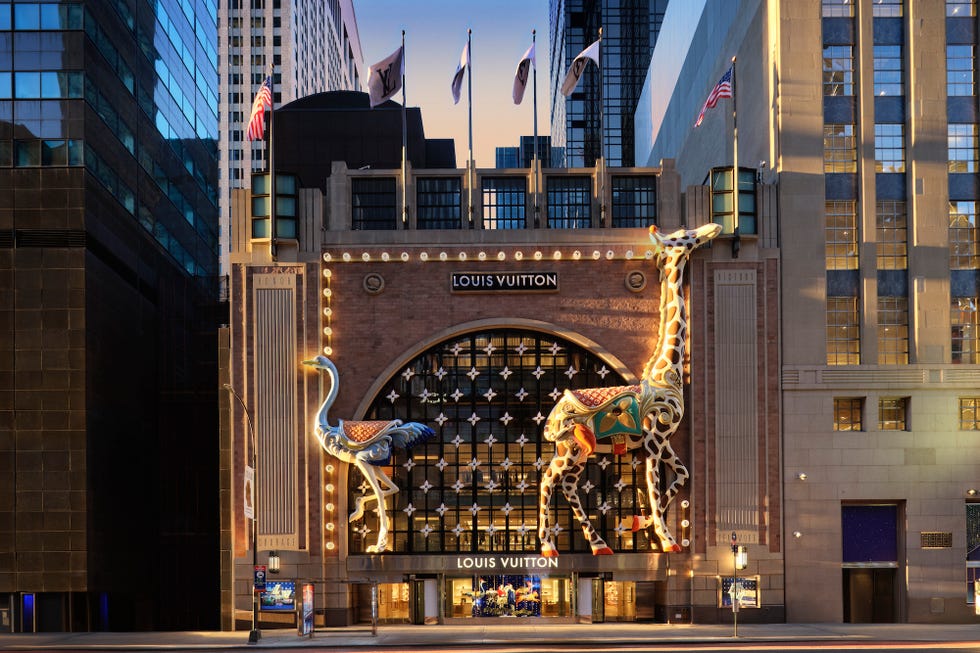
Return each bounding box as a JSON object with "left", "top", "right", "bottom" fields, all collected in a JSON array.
[
  {"left": 302, "top": 355, "right": 333, "bottom": 371},
  {"left": 648, "top": 223, "right": 722, "bottom": 266}
]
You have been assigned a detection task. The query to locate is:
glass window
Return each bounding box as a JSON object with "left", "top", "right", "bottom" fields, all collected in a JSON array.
[
  {"left": 611, "top": 176, "right": 656, "bottom": 229},
  {"left": 949, "top": 124, "right": 979, "bottom": 173},
  {"left": 878, "top": 397, "right": 908, "bottom": 430},
  {"left": 873, "top": 45, "right": 904, "bottom": 97},
  {"left": 824, "top": 124, "right": 857, "bottom": 173},
  {"left": 482, "top": 177, "right": 526, "bottom": 230},
  {"left": 952, "top": 297, "right": 979, "bottom": 364},
  {"left": 351, "top": 177, "right": 397, "bottom": 230},
  {"left": 417, "top": 177, "right": 462, "bottom": 230},
  {"left": 948, "top": 45, "right": 975, "bottom": 97},
  {"left": 827, "top": 296, "right": 860, "bottom": 365},
  {"left": 875, "top": 124, "right": 905, "bottom": 173},
  {"left": 948, "top": 1, "right": 976, "bottom": 16},
  {"left": 878, "top": 296, "right": 909, "bottom": 365},
  {"left": 709, "top": 167, "right": 757, "bottom": 235},
  {"left": 826, "top": 200, "right": 859, "bottom": 271},
  {"left": 13, "top": 4, "right": 40, "bottom": 29},
  {"left": 960, "top": 397, "right": 980, "bottom": 430},
  {"left": 354, "top": 329, "right": 641, "bottom": 555},
  {"left": 822, "top": 0, "right": 854, "bottom": 17},
  {"left": 14, "top": 72, "right": 40, "bottom": 98},
  {"left": 834, "top": 397, "right": 863, "bottom": 431},
  {"left": 446, "top": 575, "right": 570, "bottom": 618},
  {"left": 872, "top": 0, "right": 903, "bottom": 17},
  {"left": 823, "top": 45, "right": 854, "bottom": 96},
  {"left": 546, "top": 176, "right": 591, "bottom": 229},
  {"left": 950, "top": 201, "right": 979, "bottom": 269},
  {"left": 967, "top": 503, "right": 979, "bottom": 603},
  {"left": 876, "top": 200, "right": 907, "bottom": 270},
  {"left": 14, "top": 140, "right": 39, "bottom": 166}
]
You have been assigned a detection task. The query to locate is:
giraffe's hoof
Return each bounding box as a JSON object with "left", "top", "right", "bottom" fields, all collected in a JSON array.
[
  {"left": 663, "top": 543, "right": 682, "bottom": 553},
  {"left": 541, "top": 546, "right": 560, "bottom": 558},
  {"left": 592, "top": 546, "right": 614, "bottom": 556},
  {"left": 631, "top": 515, "right": 642, "bottom": 532}
]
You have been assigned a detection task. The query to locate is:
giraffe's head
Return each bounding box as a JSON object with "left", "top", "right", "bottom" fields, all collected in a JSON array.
[{"left": 648, "top": 223, "right": 722, "bottom": 268}]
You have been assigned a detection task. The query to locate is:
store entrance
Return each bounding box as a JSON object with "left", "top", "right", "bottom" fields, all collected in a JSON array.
[
  {"left": 843, "top": 568, "right": 896, "bottom": 623},
  {"left": 447, "top": 575, "right": 569, "bottom": 619},
  {"left": 602, "top": 581, "right": 636, "bottom": 622}
]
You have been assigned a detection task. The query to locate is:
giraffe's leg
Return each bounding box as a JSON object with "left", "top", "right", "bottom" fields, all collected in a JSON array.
[
  {"left": 538, "top": 443, "right": 573, "bottom": 557},
  {"left": 559, "top": 454, "right": 612, "bottom": 555},
  {"left": 640, "top": 426, "right": 688, "bottom": 552}
]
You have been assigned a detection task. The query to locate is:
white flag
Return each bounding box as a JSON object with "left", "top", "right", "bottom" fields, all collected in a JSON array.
[
  {"left": 367, "top": 45, "right": 404, "bottom": 108},
  {"left": 244, "top": 465, "right": 255, "bottom": 520},
  {"left": 513, "top": 42, "right": 535, "bottom": 105},
  {"left": 451, "top": 41, "right": 470, "bottom": 105},
  {"left": 560, "top": 39, "right": 600, "bottom": 97}
]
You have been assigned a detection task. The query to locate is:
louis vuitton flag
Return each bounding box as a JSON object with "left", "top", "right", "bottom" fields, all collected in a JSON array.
[{"left": 367, "top": 45, "right": 404, "bottom": 107}]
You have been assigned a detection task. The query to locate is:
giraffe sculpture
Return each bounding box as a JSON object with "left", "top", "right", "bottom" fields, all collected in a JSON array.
[
  {"left": 537, "top": 222, "right": 721, "bottom": 556},
  {"left": 303, "top": 355, "right": 435, "bottom": 553}
]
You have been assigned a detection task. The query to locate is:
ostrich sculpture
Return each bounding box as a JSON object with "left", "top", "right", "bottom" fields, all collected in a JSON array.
[
  {"left": 537, "top": 222, "right": 721, "bottom": 556},
  {"left": 303, "top": 355, "right": 435, "bottom": 553}
]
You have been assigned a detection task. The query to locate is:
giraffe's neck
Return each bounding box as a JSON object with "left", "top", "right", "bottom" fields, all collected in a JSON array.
[{"left": 642, "top": 256, "right": 688, "bottom": 388}]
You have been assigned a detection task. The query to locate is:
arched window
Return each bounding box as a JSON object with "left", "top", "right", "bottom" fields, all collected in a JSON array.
[{"left": 350, "top": 328, "right": 661, "bottom": 554}]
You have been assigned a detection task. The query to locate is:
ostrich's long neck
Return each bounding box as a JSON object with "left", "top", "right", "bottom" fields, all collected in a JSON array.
[
  {"left": 642, "top": 256, "right": 688, "bottom": 388},
  {"left": 315, "top": 362, "right": 339, "bottom": 433}
]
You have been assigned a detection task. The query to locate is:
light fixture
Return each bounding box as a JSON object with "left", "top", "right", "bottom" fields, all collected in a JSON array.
[
  {"left": 734, "top": 545, "right": 748, "bottom": 570},
  {"left": 268, "top": 551, "right": 281, "bottom": 574},
  {"left": 793, "top": 531, "right": 802, "bottom": 538},
  {"left": 797, "top": 473, "right": 808, "bottom": 481},
  {"left": 968, "top": 489, "right": 978, "bottom": 496}
]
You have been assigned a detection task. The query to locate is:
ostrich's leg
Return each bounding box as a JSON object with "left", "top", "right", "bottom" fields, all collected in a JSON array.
[{"left": 352, "top": 457, "right": 390, "bottom": 553}]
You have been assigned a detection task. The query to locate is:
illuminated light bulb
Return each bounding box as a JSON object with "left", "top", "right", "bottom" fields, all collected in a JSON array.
[
  {"left": 514, "top": 251, "right": 524, "bottom": 260},
  {"left": 361, "top": 252, "right": 370, "bottom": 261},
  {"left": 793, "top": 531, "right": 802, "bottom": 538},
  {"left": 553, "top": 251, "right": 562, "bottom": 260},
  {"left": 323, "top": 269, "right": 332, "bottom": 278},
  {"left": 645, "top": 250, "right": 654, "bottom": 259},
  {"left": 592, "top": 250, "right": 601, "bottom": 260},
  {"left": 497, "top": 252, "right": 506, "bottom": 261},
  {"left": 420, "top": 252, "right": 429, "bottom": 261},
  {"left": 322, "top": 288, "right": 332, "bottom": 298},
  {"left": 342, "top": 252, "right": 351, "bottom": 262},
  {"left": 381, "top": 252, "right": 390, "bottom": 262},
  {"left": 605, "top": 250, "right": 615, "bottom": 260},
  {"left": 326, "top": 541, "right": 336, "bottom": 550},
  {"left": 681, "top": 519, "right": 690, "bottom": 528},
  {"left": 625, "top": 250, "right": 633, "bottom": 259},
  {"left": 325, "top": 503, "right": 335, "bottom": 512},
  {"left": 325, "top": 464, "right": 334, "bottom": 473},
  {"left": 323, "top": 346, "right": 332, "bottom": 356},
  {"left": 682, "top": 538, "right": 690, "bottom": 547},
  {"left": 323, "top": 327, "right": 332, "bottom": 336},
  {"left": 681, "top": 499, "right": 690, "bottom": 509},
  {"left": 533, "top": 251, "right": 542, "bottom": 260},
  {"left": 572, "top": 250, "right": 581, "bottom": 260},
  {"left": 322, "top": 307, "right": 332, "bottom": 317},
  {"left": 400, "top": 252, "right": 409, "bottom": 261},
  {"left": 325, "top": 483, "right": 335, "bottom": 492},
  {"left": 325, "top": 522, "right": 335, "bottom": 531},
  {"left": 478, "top": 251, "right": 486, "bottom": 261},
  {"left": 439, "top": 252, "right": 448, "bottom": 261},
  {"left": 458, "top": 252, "right": 467, "bottom": 261},
  {"left": 323, "top": 253, "right": 332, "bottom": 263}
]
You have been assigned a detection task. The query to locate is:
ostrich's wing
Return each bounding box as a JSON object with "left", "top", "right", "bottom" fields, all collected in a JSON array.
[{"left": 390, "top": 422, "right": 436, "bottom": 450}]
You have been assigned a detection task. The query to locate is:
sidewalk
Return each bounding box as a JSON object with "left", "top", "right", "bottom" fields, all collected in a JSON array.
[{"left": 0, "top": 623, "right": 978, "bottom": 650}]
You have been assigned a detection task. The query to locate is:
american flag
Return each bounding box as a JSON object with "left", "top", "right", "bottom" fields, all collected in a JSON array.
[
  {"left": 695, "top": 66, "right": 733, "bottom": 127},
  {"left": 246, "top": 75, "right": 273, "bottom": 141}
]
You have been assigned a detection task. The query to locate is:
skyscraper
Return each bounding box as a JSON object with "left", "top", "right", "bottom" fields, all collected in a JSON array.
[
  {"left": 217, "top": 0, "right": 364, "bottom": 275},
  {"left": 549, "top": 0, "right": 668, "bottom": 168},
  {"left": 0, "top": 1, "right": 221, "bottom": 630}
]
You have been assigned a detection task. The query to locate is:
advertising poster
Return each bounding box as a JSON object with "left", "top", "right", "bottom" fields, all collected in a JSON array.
[
  {"left": 260, "top": 580, "right": 295, "bottom": 611},
  {"left": 720, "top": 577, "right": 759, "bottom": 608},
  {"left": 299, "top": 582, "right": 314, "bottom": 636}
]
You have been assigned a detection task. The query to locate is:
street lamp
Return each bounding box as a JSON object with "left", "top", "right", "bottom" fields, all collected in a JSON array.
[
  {"left": 223, "top": 383, "right": 261, "bottom": 644},
  {"left": 731, "top": 531, "right": 748, "bottom": 637}
]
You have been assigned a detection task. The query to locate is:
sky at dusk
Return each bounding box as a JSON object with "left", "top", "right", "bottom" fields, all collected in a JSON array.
[{"left": 352, "top": 0, "right": 552, "bottom": 166}]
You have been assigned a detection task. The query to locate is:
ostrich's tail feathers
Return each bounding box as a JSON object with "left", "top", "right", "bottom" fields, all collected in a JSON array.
[{"left": 392, "top": 422, "right": 436, "bottom": 450}]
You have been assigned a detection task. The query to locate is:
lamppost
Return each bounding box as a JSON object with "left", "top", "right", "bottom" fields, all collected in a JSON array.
[
  {"left": 224, "top": 383, "right": 261, "bottom": 644},
  {"left": 731, "top": 531, "right": 748, "bottom": 637}
]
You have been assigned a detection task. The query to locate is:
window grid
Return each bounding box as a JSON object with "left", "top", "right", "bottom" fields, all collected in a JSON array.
[
  {"left": 610, "top": 176, "right": 656, "bottom": 228},
  {"left": 967, "top": 502, "right": 980, "bottom": 603},
  {"left": 878, "top": 296, "right": 909, "bottom": 365},
  {"left": 873, "top": 0, "right": 903, "bottom": 17},
  {"left": 949, "top": 124, "right": 979, "bottom": 173},
  {"left": 952, "top": 297, "right": 980, "bottom": 364},
  {"left": 950, "top": 201, "right": 980, "bottom": 269},
  {"left": 822, "top": 0, "right": 854, "bottom": 17},
  {"left": 416, "top": 177, "right": 462, "bottom": 230},
  {"left": 827, "top": 296, "right": 860, "bottom": 365},
  {"left": 823, "top": 45, "right": 854, "bottom": 96},
  {"left": 482, "top": 177, "right": 527, "bottom": 230},
  {"left": 824, "top": 124, "right": 857, "bottom": 173},
  {"left": 875, "top": 124, "right": 905, "bottom": 173},
  {"left": 948, "top": 1, "right": 976, "bottom": 17},
  {"left": 876, "top": 200, "right": 908, "bottom": 270},
  {"left": 826, "top": 200, "right": 859, "bottom": 270},
  {"left": 878, "top": 397, "right": 908, "bottom": 431},
  {"left": 834, "top": 397, "right": 863, "bottom": 431},
  {"left": 960, "top": 398, "right": 980, "bottom": 430},
  {"left": 873, "top": 45, "right": 904, "bottom": 97},
  {"left": 546, "top": 176, "right": 592, "bottom": 229},
  {"left": 947, "top": 45, "right": 975, "bottom": 96},
  {"left": 351, "top": 177, "right": 397, "bottom": 231},
  {"left": 356, "top": 329, "right": 660, "bottom": 555},
  {"left": 709, "top": 168, "right": 758, "bottom": 234}
]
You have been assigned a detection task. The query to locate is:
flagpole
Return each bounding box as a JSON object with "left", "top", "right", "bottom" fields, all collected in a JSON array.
[
  {"left": 467, "top": 28, "right": 474, "bottom": 229},
  {"left": 598, "top": 26, "right": 605, "bottom": 227},
  {"left": 400, "top": 30, "right": 409, "bottom": 226},
  {"left": 532, "top": 29, "right": 539, "bottom": 227},
  {"left": 268, "top": 64, "right": 277, "bottom": 260},
  {"left": 731, "top": 55, "right": 739, "bottom": 256}
]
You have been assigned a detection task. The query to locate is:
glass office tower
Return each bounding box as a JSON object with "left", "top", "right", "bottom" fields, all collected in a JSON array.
[{"left": 0, "top": 1, "right": 220, "bottom": 631}]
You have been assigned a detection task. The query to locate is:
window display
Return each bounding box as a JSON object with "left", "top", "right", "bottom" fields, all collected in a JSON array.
[{"left": 447, "top": 575, "right": 569, "bottom": 618}]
